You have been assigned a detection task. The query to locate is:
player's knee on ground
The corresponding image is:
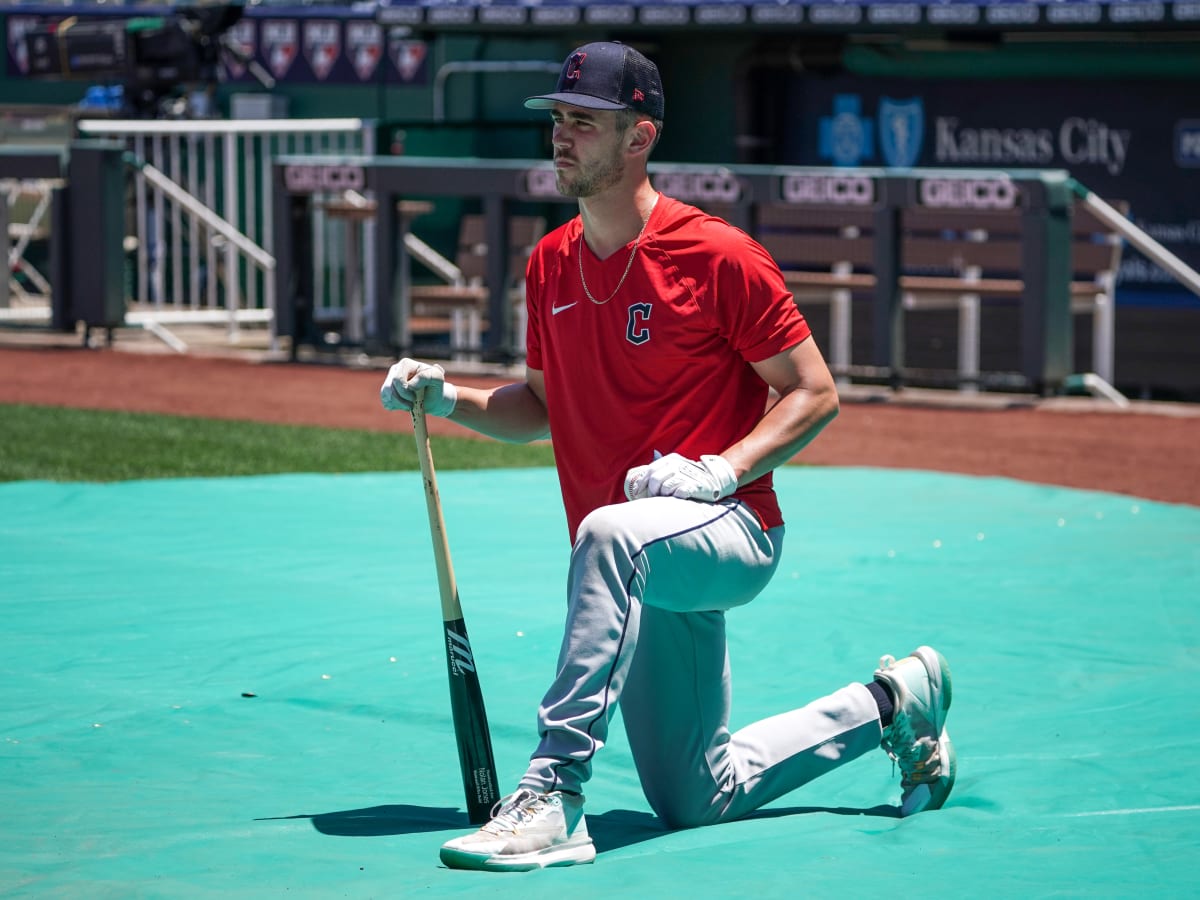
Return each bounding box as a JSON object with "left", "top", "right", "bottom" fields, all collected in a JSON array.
[
  {"left": 631, "top": 749, "right": 731, "bottom": 829},
  {"left": 643, "top": 783, "right": 726, "bottom": 830}
]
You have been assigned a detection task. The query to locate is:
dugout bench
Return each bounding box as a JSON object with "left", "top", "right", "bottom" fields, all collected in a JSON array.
[
  {"left": 273, "top": 158, "right": 1115, "bottom": 395},
  {"left": 757, "top": 190, "right": 1126, "bottom": 389}
]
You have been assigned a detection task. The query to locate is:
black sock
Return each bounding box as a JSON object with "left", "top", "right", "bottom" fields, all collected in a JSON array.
[{"left": 866, "top": 680, "right": 895, "bottom": 728}]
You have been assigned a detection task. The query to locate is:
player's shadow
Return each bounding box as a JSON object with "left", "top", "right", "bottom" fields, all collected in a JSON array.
[
  {"left": 255, "top": 805, "right": 463, "bottom": 837},
  {"left": 257, "top": 802, "right": 897, "bottom": 852}
]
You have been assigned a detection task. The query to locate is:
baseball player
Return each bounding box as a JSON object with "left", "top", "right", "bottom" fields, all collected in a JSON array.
[{"left": 381, "top": 41, "right": 955, "bottom": 871}]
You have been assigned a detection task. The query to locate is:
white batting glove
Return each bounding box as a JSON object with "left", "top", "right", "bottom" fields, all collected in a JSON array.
[
  {"left": 624, "top": 452, "right": 738, "bottom": 502},
  {"left": 379, "top": 358, "right": 458, "bottom": 417}
]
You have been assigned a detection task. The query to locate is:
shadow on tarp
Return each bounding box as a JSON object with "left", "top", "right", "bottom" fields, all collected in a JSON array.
[{"left": 261, "top": 801, "right": 898, "bottom": 852}]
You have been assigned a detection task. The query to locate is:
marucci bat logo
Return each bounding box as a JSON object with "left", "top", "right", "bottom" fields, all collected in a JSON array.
[{"left": 446, "top": 628, "right": 477, "bottom": 675}]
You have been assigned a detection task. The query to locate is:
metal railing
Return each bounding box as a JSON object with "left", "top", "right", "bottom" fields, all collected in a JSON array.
[{"left": 76, "top": 117, "right": 375, "bottom": 347}]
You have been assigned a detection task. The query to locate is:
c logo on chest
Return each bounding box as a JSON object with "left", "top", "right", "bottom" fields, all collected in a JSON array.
[{"left": 626, "top": 303, "right": 652, "bottom": 345}]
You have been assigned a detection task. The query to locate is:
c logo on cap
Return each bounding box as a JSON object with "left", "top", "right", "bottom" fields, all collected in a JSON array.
[{"left": 565, "top": 52, "right": 586, "bottom": 82}]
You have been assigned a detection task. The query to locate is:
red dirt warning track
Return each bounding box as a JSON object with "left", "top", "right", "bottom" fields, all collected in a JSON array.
[{"left": 2, "top": 346, "right": 1198, "bottom": 507}]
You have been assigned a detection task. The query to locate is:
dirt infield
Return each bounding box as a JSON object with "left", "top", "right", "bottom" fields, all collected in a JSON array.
[{"left": 3, "top": 344, "right": 1198, "bottom": 507}]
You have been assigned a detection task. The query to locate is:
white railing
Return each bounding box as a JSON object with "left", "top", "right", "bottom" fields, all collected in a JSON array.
[
  {"left": 0, "top": 177, "right": 60, "bottom": 315},
  {"left": 1070, "top": 180, "right": 1200, "bottom": 298},
  {"left": 76, "top": 117, "right": 375, "bottom": 347}
]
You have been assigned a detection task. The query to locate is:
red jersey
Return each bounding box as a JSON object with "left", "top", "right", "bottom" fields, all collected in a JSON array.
[{"left": 525, "top": 195, "right": 812, "bottom": 540}]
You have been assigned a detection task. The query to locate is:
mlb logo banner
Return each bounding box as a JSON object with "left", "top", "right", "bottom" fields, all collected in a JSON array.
[
  {"left": 221, "top": 20, "right": 256, "bottom": 80},
  {"left": 262, "top": 20, "right": 298, "bottom": 80},
  {"left": 303, "top": 20, "right": 341, "bottom": 81},
  {"left": 346, "top": 22, "right": 383, "bottom": 82},
  {"left": 389, "top": 37, "right": 428, "bottom": 85},
  {"left": 7, "top": 16, "right": 43, "bottom": 75}
]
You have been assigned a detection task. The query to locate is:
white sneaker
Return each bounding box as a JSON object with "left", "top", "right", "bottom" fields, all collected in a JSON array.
[
  {"left": 874, "top": 646, "right": 956, "bottom": 817},
  {"left": 439, "top": 788, "right": 596, "bottom": 871}
]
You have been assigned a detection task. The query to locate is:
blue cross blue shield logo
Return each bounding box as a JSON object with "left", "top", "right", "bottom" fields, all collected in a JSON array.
[
  {"left": 878, "top": 97, "right": 925, "bottom": 168},
  {"left": 819, "top": 95, "right": 874, "bottom": 166}
]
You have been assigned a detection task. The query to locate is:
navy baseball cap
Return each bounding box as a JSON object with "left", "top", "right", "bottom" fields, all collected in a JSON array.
[{"left": 524, "top": 42, "right": 664, "bottom": 121}]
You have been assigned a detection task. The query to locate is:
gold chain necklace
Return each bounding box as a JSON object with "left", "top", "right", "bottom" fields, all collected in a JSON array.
[{"left": 578, "top": 194, "right": 660, "bottom": 306}]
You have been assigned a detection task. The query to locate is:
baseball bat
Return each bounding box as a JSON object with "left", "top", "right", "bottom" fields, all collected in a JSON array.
[{"left": 411, "top": 398, "right": 500, "bottom": 825}]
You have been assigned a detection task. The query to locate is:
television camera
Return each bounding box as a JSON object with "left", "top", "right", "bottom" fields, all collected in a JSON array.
[{"left": 22, "top": 2, "right": 272, "bottom": 118}]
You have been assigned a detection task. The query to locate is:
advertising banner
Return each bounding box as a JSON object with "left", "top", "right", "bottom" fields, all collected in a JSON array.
[{"left": 786, "top": 76, "right": 1200, "bottom": 307}]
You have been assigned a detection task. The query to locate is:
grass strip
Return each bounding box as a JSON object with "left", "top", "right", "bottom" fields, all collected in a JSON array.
[{"left": 0, "top": 403, "right": 555, "bottom": 482}]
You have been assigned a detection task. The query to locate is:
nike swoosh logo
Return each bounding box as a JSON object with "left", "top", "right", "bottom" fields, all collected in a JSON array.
[{"left": 552, "top": 302, "right": 578, "bottom": 316}]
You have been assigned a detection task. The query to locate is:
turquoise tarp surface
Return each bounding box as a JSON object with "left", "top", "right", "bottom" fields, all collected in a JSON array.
[{"left": 2, "top": 468, "right": 1198, "bottom": 898}]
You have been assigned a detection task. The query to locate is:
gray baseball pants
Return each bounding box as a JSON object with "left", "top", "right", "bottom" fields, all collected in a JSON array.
[{"left": 520, "top": 495, "right": 883, "bottom": 828}]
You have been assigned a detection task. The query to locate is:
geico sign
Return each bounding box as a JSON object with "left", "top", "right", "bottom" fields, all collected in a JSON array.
[
  {"left": 284, "top": 164, "right": 365, "bottom": 193},
  {"left": 652, "top": 170, "right": 742, "bottom": 203},
  {"left": 524, "top": 167, "right": 560, "bottom": 198},
  {"left": 781, "top": 174, "right": 875, "bottom": 206},
  {"left": 919, "top": 177, "right": 1017, "bottom": 209}
]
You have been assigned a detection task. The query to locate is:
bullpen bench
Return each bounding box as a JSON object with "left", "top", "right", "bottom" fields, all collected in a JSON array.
[{"left": 756, "top": 199, "right": 1126, "bottom": 390}]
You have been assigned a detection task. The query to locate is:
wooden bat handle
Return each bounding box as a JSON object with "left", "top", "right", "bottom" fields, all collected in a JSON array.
[{"left": 412, "top": 398, "right": 464, "bottom": 622}]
